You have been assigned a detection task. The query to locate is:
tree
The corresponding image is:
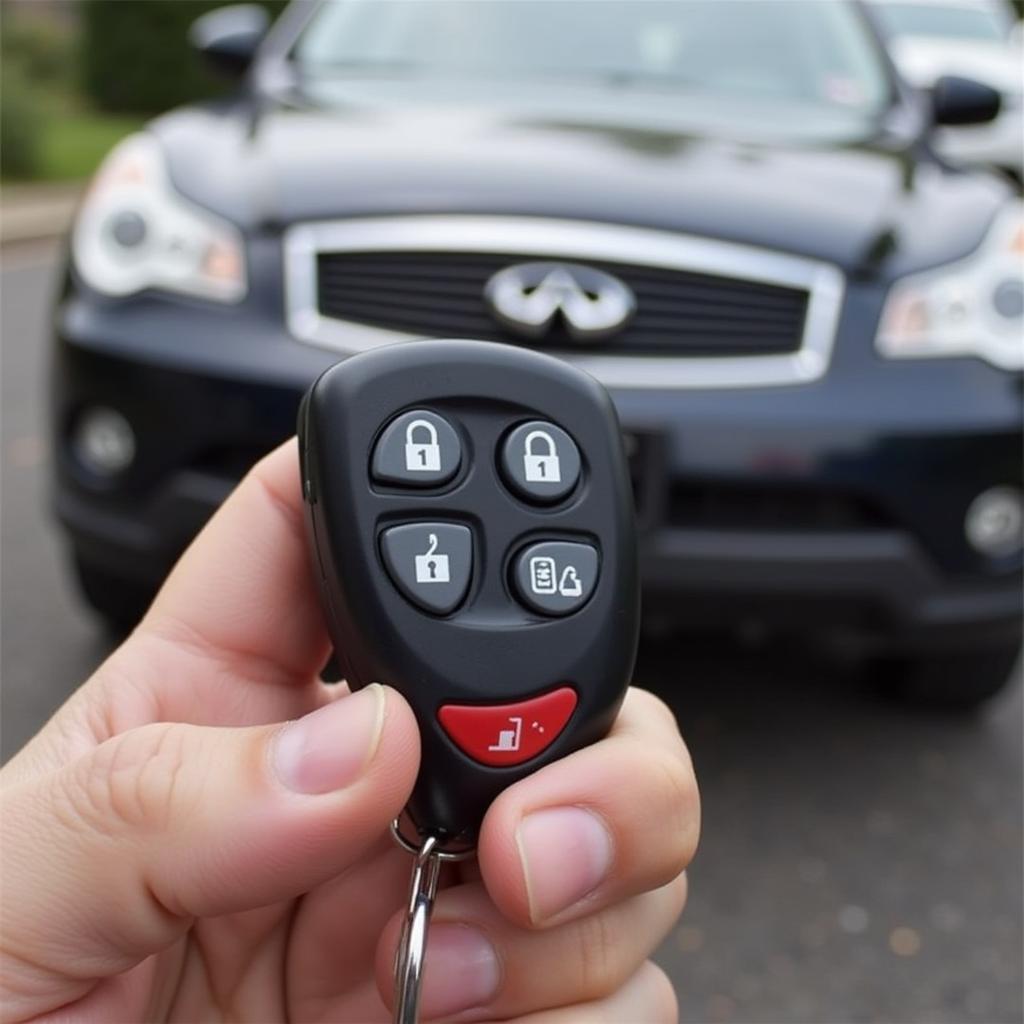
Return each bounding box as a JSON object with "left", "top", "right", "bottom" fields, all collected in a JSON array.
[{"left": 80, "top": 0, "right": 286, "bottom": 115}]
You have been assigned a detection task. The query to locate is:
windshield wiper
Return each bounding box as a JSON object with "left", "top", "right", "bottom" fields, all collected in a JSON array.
[
  {"left": 295, "top": 60, "right": 703, "bottom": 91},
  {"left": 298, "top": 58, "right": 431, "bottom": 78},
  {"left": 598, "top": 69, "right": 699, "bottom": 90}
]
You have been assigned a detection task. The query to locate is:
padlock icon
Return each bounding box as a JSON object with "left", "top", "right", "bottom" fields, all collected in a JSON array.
[
  {"left": 405, "top": 419, "right": 441, "bottom": 472},
  {"left": 523, "top": 430, "right": 561, "bottom": 483},
  {"left": 558, "top": 565, "right": 583, "bottom": 598},
  {"left": 414, "top": 533, "right": 450, "bottom": 584}
]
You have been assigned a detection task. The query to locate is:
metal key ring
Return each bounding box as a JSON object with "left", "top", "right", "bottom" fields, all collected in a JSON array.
[
  {"left": 391, "top": 820, "right": 476, "bottom": 1024},
  {"left": 393, "top": 833, "right": 441, "bottom": 1024},
  {"left": 390, "top": 817, "right": 477, "bottom": 862}
]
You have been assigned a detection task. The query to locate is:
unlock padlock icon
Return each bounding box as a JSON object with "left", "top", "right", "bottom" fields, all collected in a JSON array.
[
  {"left": 523, "top": 430, "right": 561, "bottom": 483},
  {"left": 405, "top": 419, "right": 441, "bottom": 472},
  {"left": 414, "top": 533, "right": 450, "bottom": 584}
]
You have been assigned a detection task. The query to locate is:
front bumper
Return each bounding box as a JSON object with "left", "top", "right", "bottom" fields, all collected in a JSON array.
[{"left": 53, "top": 276, "right": 1023, "bottom": 653}]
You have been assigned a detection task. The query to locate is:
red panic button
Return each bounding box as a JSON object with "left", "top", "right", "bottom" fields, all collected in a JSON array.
[{"left": 438, "top": 687, "right": 578, "bottom": 767}]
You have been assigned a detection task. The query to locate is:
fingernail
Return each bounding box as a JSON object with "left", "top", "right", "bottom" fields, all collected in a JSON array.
[
  {"left": 517, "top": 806, "right": 613, "bottom": 923},
  {"left": 273, "top": 685, "right": 385, "bottom": 794},
  {"left": 418, "top": 924, "right": 500, "bottom": 1018}
]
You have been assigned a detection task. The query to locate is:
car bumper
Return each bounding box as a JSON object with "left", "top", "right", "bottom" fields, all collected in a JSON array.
[{"left": 53, "top": 280, "right": 1024, "bottom": 652}]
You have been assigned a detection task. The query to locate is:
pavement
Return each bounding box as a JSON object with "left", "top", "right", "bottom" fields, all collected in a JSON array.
[
  {"left": 0, "top": 184, "right": 82, "bottom": 246},
  {"left": 1, "top": 247, "right": 1022, "bottom": 1023}
]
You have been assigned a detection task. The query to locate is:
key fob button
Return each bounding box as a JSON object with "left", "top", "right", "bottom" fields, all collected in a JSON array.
[
  {"left": 381, "top": 523, "right": 472, "bottom": 615},
  {"left": 500, "top": 421, "right": 581, "bottom": 503},
  {"left": 372, "top": 409, "right": 462, "bottom": 487},
  {"left": 439, "top": 687, "right": 578, "bottom": 766},
  {"left": 513, "top": 540, "right": 599, "bottom": 616}
]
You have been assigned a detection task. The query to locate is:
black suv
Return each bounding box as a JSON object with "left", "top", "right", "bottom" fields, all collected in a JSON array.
[{"left": 53, "top": 0, "right": 1023, "bottom": 705}]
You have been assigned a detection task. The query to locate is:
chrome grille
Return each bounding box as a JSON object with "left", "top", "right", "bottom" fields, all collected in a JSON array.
[
  {"left": 284, "top": 216, "right": 845, "bottom": 389},
  {"left": 316, "top": 251, "right": 809, "bottom": 357}
]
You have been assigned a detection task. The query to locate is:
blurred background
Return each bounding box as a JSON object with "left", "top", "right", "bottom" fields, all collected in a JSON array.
[{"left": 2, "top": 1, "right": 1022, "bottom": 1021}]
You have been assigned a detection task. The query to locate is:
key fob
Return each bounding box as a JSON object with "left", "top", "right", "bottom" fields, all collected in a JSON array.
[{"left": 298, "top": 339, "right": 639, "bottom": 841}]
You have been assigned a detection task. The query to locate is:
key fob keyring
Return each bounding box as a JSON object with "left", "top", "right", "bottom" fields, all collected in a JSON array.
[{"left": 298, "top": 338, "right": 640, "bottom": 843}]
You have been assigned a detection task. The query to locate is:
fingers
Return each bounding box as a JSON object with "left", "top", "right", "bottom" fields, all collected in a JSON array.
[
  {"left": 139, "top": 438, "right": 332, "bottom": 686},
  {"left": 507, "top": 961, "right": 678, "bottom": 1024},
  {"left": 478, "top": 687, "right": 699, "bottom": 928},
  {"left": 375, "top": 875, "right": 686, "bottom": 1021},
  {"left": 0, "top": 686, "right": 419, "bottom": 1020}
]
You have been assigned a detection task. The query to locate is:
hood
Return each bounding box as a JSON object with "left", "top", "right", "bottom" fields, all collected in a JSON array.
[
  {"left": 154, "top": 81, "right": 1007, "bottom": 278},
  {"left": 890, "top": 37, "right": 1024, "bottom": 94}
]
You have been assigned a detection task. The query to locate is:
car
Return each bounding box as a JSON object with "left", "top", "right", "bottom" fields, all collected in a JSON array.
[
  {"left": 53, "top": 0, "right": 1023, "bottom": 707},
  {"left": 865, "top": 0, "right": 1024, "bottom": 182}
]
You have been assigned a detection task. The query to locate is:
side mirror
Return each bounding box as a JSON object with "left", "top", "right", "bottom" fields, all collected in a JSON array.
[
  {"left": 931, "top": 75, "right": 1002, "bottom": 127},
  {"left": 190, "top": 3, "right": 270, "bottom": 78}
]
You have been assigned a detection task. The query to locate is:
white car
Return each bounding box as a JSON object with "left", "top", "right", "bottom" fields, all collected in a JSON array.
[{"left": 868, "top": 0, "right": 1023, "bottom": 181}]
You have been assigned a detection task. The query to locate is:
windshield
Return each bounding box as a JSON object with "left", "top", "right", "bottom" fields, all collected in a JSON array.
[
  {"left": 294, "top": 0, "right": 892, "bottom": 119},
  {"left": 873, "top": 2, "right": 1010, "bottom": 41}
]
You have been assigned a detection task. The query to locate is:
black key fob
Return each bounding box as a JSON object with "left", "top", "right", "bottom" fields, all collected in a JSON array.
[{"left": 298, "top": 339, "right": 639, "bottom": 842}]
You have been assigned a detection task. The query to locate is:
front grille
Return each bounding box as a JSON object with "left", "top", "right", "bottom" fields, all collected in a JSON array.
[
  {"left": 668, "top": 482, "right": 890, "bottom": 532},
  {"left": 316, "top": 251, "right": 809, "bottom": 356}
]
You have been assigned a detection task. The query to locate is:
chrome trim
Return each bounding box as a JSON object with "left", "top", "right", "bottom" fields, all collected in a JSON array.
[{"left": 283, "top": 215, "right": 845, "bottom": 389}]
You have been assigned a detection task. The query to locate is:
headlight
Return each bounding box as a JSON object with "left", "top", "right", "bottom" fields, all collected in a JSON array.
[
  {"left": 72, "top": 134, "right": 246, "bottom": 302},
  {"left": 876, "top": 204, "right": 1023, "bottom": 371}
]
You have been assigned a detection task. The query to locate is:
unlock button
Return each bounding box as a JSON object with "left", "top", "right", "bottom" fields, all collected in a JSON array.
[{"left": 380, "top": 522, "right": 472, "bottom": 615}]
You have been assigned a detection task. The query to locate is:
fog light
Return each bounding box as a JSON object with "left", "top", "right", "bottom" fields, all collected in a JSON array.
[
  {"left": 72, "top": 407, "right": 136, "bottom": 476},
  {"left": 107, "top": 209, "right": 148, "bottom": 249},
  {"left": 965, "top": 487, "right": 1023, "bottom": 556}
]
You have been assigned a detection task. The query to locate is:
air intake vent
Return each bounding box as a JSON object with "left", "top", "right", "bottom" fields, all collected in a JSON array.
[{"left": 316, "top": 251, "right": 809, "bottom": 357}]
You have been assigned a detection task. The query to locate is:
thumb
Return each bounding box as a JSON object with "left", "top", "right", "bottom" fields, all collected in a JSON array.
[{"left": 0, "top": 684, "right": 419, "bottom": 1017}]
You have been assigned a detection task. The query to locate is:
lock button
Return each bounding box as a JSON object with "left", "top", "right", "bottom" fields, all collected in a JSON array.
[
  {"left": 372, "top": 409, "right": 462, "bottom": 487},
  {"left": 500, "top": 420, "right": 581, "bottom": 504}
]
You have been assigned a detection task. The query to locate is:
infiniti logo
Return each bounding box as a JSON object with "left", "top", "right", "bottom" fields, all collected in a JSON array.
[{"left": 484, "top": 262, "right": 636, "bottom": 342}]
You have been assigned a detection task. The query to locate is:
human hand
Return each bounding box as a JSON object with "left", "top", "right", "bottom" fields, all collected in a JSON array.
[{"left": 0, "top": 441, "right": 699, "bottom": 1023}]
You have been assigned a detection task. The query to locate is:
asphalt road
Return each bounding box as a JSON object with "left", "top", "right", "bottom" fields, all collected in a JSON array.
[{"left": 2, "top": 249, "right": 1022, "bottom": 1023}]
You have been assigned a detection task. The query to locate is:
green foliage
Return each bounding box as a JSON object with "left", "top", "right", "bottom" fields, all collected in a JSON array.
[
  {"left": 1, "top": 0, "right": 282, "bottom": 180},
  {"left": 0, "top": 4, "right": 145, "bottom": 181},
  {"left": 38, "top": 111, "right": 145, "bottom": 182},
  {"left": 1, "top": 60, "right": 44, "bottom": 179},
  {"left": 80, "top": 0, "right": 287, "bottom": 115},
  {"left": 0, "top": 2, "right": 76, "bottom": 178},
  {"left": 1, "top": 12, "right": 76, "bottom": 92}
]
